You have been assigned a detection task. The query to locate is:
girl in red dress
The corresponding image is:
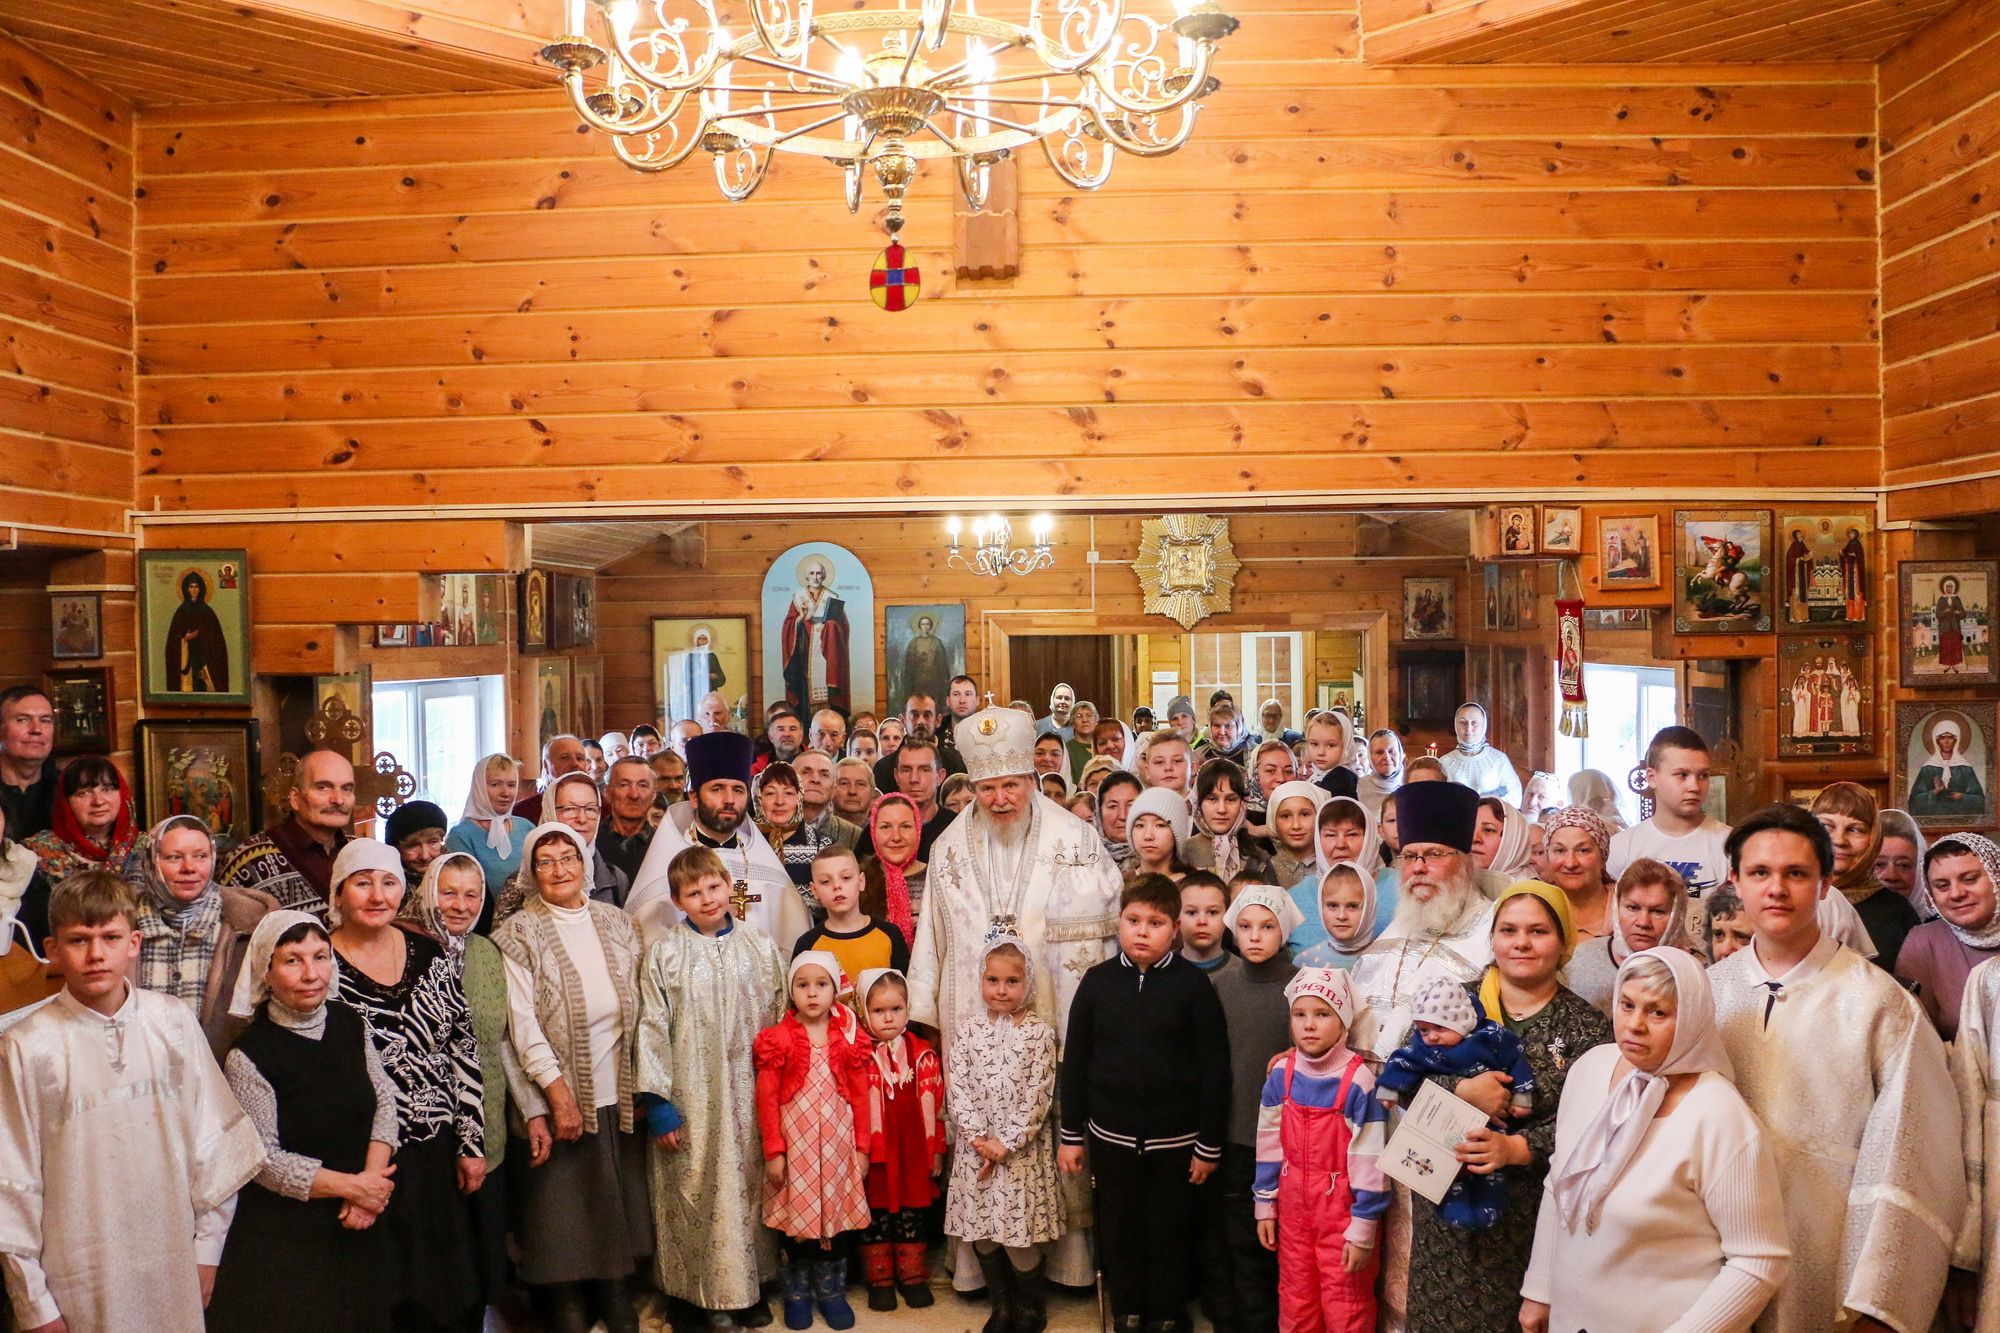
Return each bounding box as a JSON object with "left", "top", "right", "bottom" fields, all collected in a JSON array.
[
  {"left": 755, "top": 952, "right": 873, "bottom": 1331},
  {"left": 853, "top": 968, "right": 947, "bottom": 1311}
]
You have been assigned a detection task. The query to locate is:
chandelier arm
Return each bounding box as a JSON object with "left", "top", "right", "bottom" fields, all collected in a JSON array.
[
  {"left": 611, "top": 41, "right": 731, "bottom": 97},
  {"left": 845, "top": 159, "right": 864, "bottom": 211},
  {"left": 1081, "top": 44, "right": 1211, "bottom": 116},
  {"left": 613, "top": 127, "right": 711, "bottom": 171},
  {"left": 767, "top": 110, "right": 852, "bottom": 144},
  {"left": 744, "top": 0, "right": 814, "bottom": 64},
  {"left": 941, "top": 102, "right": 1044, "bottom": 135},
  {"left": 715, "top": 145, "right": 773, "bottom": 200},
  {"left": 1080, "top": 94, "right": 1201, "bottom": 155},
  {"left": 956, "top": 153, "right": 990, "bottom": 209},
  {"left": 562, "top": 72, "right": 689, "bottom": 135},
  {"left": 1025, "top": 0, "right": 1129, "bottom": 76},
  {"left": 733, "top": 49, "right": 844, "bottom": 89},
  {"left": 1041, "top": 130, "right": 1114, "bottom": 188},
  {"left": 719, "top": 96, "right": 850, "bottom": 118}
]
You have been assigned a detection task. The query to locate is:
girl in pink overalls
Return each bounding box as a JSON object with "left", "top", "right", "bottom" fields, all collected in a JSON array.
[{"left": 1252, "top": 968, "right": 1392, "bottom": 1333}]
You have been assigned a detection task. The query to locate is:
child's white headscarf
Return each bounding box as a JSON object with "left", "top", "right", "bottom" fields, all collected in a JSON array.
[{"left": 462, "top": 753, "right": 520, "bottom": 859}]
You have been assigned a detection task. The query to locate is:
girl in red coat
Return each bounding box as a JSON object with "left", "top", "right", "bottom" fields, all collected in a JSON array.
[
  {"left": 755, "top": 951, "right": 874, "bottom": 1331},
  {"left": 854, "top": 967, "right": 947, "bottom": 1311}
]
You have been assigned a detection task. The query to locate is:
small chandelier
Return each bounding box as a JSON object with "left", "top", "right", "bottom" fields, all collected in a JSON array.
[
  {"left": 946, "top": 514, "right": 1054, "bottom": 577},
  {"left": 541, "top": 0, "right": 1238, "bottom": 239}
]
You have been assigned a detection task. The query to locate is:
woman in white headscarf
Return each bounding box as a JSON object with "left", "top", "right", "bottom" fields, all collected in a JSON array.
[
  {"left": 1473, "top": 798, "right": 1536, "bottom": 882},
  {"left": 1565, "top": 769, "right": 1629, "bottom": 833},
  {"left": 1520, "top": 948, "right": 1788, "bottom": 1333},
  {"left": 208, "top": 909, "right": 402, "bottom": 1332},
  {"left": 446, "top": 752, "right": 536, "bottom": 908},
  {"left": 1286, "top": 796, "right": 1394, "bottom": 955},
  {"left": 327, "top": 838, "right": 487, "bottom": 1330},
  {"left": 1356, "top": 727, "right": 1404, "bottom": 818},
  {"left": 1875, "top": 808, "right": 1935, "bottom": 921}
]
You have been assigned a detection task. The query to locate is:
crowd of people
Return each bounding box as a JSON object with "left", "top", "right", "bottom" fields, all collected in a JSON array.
[{"left": 0, "top": 674, "right": 1997, "bottom": 1333}]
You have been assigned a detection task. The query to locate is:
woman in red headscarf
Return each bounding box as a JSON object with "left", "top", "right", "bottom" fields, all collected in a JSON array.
[
  {"left": 22, "top": 756, "right": 137, "bottom": 882},
  {"left": 860, "top": 793, "right": 927, "bottom": 945}
]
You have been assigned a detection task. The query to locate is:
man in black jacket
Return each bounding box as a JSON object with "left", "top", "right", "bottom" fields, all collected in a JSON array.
[{"left": 1059, "top": 873, "right": 1231, "bottom": 1333}]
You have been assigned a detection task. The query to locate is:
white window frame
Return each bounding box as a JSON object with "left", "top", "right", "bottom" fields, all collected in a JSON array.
[{"left": 371, "top": 674, "right": 508, "bottom": 810}]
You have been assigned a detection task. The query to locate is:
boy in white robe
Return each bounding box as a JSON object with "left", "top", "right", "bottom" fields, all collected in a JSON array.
[
  {"left": 635, "top": 845, "right": 788, "bottom": 1332},
  {"left": 0, "top": 871, "right": 264, "bottom": 1333},
  {"left": 1709, "top": 804, "right": 1962, "bottom": 1333}
]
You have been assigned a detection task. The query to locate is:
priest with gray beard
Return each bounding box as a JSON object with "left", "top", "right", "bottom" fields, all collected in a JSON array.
[
  {"left": 1348, "top": 781, "right": 1496, "bottom": 1060},
  {"left": 906, "top": 704, "right": 1122, "bottom": 1291}
]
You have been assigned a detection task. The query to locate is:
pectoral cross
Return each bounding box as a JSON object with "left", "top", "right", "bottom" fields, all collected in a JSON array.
[
  {"left": 984, "top": 691, "right": 996, "bottom": 707},
  {"left": 731, "top": 880, "right": 761, "bottom": 920}
]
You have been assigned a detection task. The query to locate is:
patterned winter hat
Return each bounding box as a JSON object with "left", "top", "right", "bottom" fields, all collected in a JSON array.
[{"left": 1410, "top": 974, "right": 1479, "bottom": 1036}]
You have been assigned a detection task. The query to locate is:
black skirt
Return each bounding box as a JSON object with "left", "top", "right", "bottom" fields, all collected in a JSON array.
[
  {"left": 380, "top": 1132, "right": 482, "bottom": 1321},
  {"left": 207, "top": 1185, "right": 391, "bottom": 1332}
]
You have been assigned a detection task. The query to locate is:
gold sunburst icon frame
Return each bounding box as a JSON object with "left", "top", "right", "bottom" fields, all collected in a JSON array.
[{"left": 1135, "top": 515, "right": 1241, "bottom": 629}]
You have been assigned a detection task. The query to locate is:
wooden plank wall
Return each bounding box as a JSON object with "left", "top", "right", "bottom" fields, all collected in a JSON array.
[
  {"left": 1881, "top": 0, "right": 2000, "bottom": 520},
  {"left": 0, "top": 552, "right": 53, "bottom": 690},
  {"left": 130, "top": 44, "right": 1883, "bottom": 511},
  {"left": 595, "top": 513, "right": 1552, "bottom": 759},
  {"left": 0, "top": 32, "right": 134, "bottom": 545}
]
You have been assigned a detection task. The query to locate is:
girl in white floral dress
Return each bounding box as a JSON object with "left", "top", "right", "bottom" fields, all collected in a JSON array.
[{"left": 945, "top": 932, "right": 1064, "bottom": 1333}]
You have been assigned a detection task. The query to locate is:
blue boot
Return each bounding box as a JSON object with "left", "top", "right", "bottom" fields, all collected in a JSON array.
[
  {"left": 814, "top": 1258, "right": 857, "bottom": 1331},
  {"left": 782, "top": 1264, "right": 815, "bottom": 1330}
]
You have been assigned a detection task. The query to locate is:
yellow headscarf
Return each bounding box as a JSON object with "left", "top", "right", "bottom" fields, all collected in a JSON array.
[{"left": 1478, "top": 879, "right": 1577, "bottom": 1023}]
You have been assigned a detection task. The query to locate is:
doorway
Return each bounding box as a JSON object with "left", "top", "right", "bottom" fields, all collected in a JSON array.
[{"left": 1008, "top": 635, "right": 1118, "bottom": 719}]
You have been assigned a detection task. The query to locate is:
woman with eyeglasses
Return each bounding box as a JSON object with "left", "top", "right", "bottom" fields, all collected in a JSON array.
[
  {"left": 128, "top": 813, "right": 278, "bottom": 1056},
  {"left": 492, "top": 822, "right": 653, "bottom": 1333},
  {"left": 22, "top": 755, "right": 135, "bottom": 883}
]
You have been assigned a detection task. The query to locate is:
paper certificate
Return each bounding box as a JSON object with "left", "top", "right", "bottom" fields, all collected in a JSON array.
[{"left": 1379, "top": 1079, "right": 1489, "bottom": 1204}]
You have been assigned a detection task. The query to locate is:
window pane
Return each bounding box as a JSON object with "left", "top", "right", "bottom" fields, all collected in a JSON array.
[
  {"left": 371, "top": 685, "right": 414, "bottom": 789},
  {"left": 423, "top": 694, "right": 478, "bottom": 809}
]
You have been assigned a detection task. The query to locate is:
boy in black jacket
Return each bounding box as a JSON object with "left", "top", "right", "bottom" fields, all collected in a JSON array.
[{"left": 1058, "top": 873, "right": 1232, "bottom": 1333}]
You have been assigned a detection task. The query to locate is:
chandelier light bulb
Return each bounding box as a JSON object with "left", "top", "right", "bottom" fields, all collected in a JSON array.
[{"left": 607, "top": 0, "right": 639, "bottom": 43}]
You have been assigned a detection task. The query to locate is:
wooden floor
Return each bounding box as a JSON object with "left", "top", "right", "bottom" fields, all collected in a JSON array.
[{"left": 485, "top": 1283, "right": 1107, "bottom": 1331}]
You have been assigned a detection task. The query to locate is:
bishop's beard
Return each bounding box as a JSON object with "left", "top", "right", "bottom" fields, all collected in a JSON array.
[{"left": 1392, "top": 861, "right": 1479, "bottom": 938}]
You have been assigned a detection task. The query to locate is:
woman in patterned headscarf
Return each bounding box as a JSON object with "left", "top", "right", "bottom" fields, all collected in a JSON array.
[
  {"left": 129, "top": 813, "right": 275, "bottom": 1056},
  {"left": 1541, "top": 807, "right": 1616, "bottom": 939},
  {"left": 1898, "top": 832, "right": 2000, "bottom": 1039}
]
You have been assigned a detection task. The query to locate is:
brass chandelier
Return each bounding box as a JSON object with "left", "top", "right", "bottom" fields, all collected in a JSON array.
[{"left": 541, "top": 0, "right": 1239, "bottom": 237}]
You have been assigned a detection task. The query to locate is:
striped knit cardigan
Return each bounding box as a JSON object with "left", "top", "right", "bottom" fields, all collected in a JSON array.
[{"left": 491, "top": 895, "right": 643, "bottom": 1133}]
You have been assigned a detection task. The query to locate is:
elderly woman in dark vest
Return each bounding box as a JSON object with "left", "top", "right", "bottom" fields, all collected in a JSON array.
[{"left": 493, "top": 821, "right": 653, "bottom": 1333}]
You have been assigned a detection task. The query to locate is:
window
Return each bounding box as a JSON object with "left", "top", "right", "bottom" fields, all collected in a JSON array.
[
  {"left": 1190, "top": 632, "right": 1305, "bottom": 732},
  {"left": 1553, "top": 662, "right": 1676, "bottom": 825},
  {"left": 372, "top": 676, "right": 508, "bottom": 810}
]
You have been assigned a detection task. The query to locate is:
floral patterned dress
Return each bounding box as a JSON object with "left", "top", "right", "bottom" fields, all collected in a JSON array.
[
  {"left": 1405, "top": 986, "right": 1612, "bottom": 1333},
  {"left": 944, "top": 1008, "right": 1064, "bottom": 1248}
]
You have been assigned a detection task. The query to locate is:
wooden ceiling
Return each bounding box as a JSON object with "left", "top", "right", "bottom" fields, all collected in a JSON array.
[
  {"left": 0, "top": 0, "right": 555, "bottom": 105},
  {"left": 1361, "top": 0, "right": 1972, "bottom": 63}
]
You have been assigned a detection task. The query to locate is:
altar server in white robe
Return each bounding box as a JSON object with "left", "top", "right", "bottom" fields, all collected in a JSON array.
[
  {"left": 626, "top": 730, "right": 811, "bottom": 950},
  {"left": 0, "top": 870, "right": 265, "bottom": 1333},
  {"left": 1952, "top": 951, "right": 2000, "bottom": 1330},
  {"left": 1708, "top": 805, "right": 1962, "bottom": 1333},
  {"left": 907, "top": 704, "right": 1122, "bottom": 1289}
]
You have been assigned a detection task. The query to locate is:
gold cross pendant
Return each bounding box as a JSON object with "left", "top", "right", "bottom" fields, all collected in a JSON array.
[{"left": 730, "top": 879, "right": 761, "bottom": 919}]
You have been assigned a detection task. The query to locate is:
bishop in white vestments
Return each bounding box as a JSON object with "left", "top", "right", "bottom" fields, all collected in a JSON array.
[{"left": 906, "top": 705, "right": 1121, "bottom": 1290}]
